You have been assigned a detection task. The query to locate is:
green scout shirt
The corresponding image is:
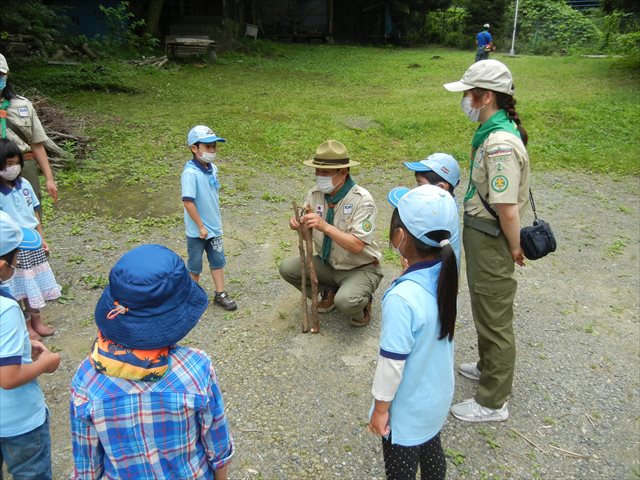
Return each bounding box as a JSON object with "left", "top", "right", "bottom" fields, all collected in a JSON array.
[
  {"left": 304, "top": 184, "right": 382, "bottom": 271},
  {"left": 0, "top": 96, "right": 48, "bottom": 152},
  {"left": 465, "top": 130, "right": 530, "bottom": 221}
]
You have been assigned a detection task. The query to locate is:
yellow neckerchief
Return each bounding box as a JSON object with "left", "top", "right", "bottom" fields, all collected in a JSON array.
[{"left": 90, "top": 331, "right": 170, "bottom": 382}]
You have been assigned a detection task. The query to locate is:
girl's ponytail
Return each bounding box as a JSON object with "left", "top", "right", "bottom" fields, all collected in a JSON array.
[
  {"left": 436, "top": 240, "right": 458, "bottom": 342},
  {"left": 496, "top": 91, "right": 528, "bottom": 146}
]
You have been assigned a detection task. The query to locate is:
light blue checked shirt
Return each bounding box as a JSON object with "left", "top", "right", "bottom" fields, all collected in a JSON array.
[{"left": 70, "top": 346, "right": 233, "bottom": 479}]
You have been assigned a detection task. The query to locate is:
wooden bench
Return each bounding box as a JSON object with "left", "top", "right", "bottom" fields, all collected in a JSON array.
[{"left": 165, "top": 35, "right": 217, "bottom": 61}]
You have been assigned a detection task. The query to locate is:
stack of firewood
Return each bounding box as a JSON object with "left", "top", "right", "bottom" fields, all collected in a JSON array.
[
  {"left": 24, "top": 89, "right": 91, "bottom": 170},
  {"left": 0, "top": 34, "right": 45, "bottom": 58},
  {"left": 128, "top": 55, "right": 169, "bottom": 69}
]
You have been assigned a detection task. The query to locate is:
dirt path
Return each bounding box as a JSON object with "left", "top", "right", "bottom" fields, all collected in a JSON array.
[{"left": 36, "top": 167, "right": 638, "bottom": 479}]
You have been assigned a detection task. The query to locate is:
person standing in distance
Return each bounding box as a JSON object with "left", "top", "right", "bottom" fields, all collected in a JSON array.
[
  {"left": 444, "top": 59, "right": 530, "bottom": 422},
  {"left": 475, "top": 24, "right": 494, "bottom": 62}
]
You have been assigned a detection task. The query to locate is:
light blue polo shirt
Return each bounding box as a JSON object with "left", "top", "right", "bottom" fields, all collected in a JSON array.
[
  {"left": 0, "top": 178, "right": 40, "bottom": 230},
  {"left": 374, "top": 260, "right": 455, "bottom": 446},
  {"left": 0, "top": 295, "right": 47, "bottom": 437},
  {"left": 181, "top": 159, "right": 222, "bottom": 239}
]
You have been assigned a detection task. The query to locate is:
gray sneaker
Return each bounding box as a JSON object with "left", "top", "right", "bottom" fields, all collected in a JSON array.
[
  {"left": 458, "top": 362, "right": 481, "bottom": 381},
  {"left": 451, "top": 398, "right": 509, "bottom": 422}
]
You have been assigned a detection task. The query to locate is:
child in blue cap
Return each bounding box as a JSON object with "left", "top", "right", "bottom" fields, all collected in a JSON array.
[
  {"left": 181, "top": 125, "right": 237, "bottom": 310},
  {"left": 0, "top": 211, "right": 61, "bottom": 480},
  {"left": 368, "top": 185, "right": 459, "bottom": 479}
]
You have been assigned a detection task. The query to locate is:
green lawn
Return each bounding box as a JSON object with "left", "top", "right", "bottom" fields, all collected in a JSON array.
[{"left": 19, "top": 44, "right": 640, "bottom": 189}]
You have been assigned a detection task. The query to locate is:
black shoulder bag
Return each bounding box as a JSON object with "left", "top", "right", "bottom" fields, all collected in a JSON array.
[{"left": 478, "top": 189, "right": 557, "bottom": 260}]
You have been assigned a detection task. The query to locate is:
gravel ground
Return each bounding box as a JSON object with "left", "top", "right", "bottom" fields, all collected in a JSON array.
[{"left": 29, "top": 167, "right": 639, "bottom": 480}]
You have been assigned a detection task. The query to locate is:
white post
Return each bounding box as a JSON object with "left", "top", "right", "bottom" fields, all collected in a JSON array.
[{"left": 509, "top": 0, "right": 520, "bottom": 56}]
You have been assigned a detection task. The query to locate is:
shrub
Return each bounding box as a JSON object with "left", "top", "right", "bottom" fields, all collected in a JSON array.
[{"left": 0, "top": 0, "right": 68, "bottom": 53}]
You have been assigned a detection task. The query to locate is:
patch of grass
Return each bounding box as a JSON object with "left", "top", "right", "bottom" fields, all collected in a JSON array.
[
  {"left": 80, "top": 274, "right": 109, "bottom": 289},
  {"left": 606, "top": 236, "right": 629, "bottom": 256},
  {"left": 14, "top": 44, "right": 634, "bottom": 199},
  {"left": 262, "top": 192, "right": 287, "bottom": 203},
  {"left": 445, "top": 448, "right": 466, "bottom": 466}
]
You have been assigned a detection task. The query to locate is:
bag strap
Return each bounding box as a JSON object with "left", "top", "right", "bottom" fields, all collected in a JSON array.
[{"left": 478, "top": 188, "right": 538, "bottom": 222}]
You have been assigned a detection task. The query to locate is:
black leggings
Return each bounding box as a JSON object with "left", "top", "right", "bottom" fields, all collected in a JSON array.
[{"left": 382, "top": 431, "right": 446, "bottom": 480}]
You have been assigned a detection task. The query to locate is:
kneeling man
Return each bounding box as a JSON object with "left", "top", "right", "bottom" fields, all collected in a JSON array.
[{"left": 279, "top": 140, "right": 383, "bottom": 327}]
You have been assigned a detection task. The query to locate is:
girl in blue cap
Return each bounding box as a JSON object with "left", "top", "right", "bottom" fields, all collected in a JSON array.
[{"left": 368, "top": 184, "right": 459, "bottom": 479}]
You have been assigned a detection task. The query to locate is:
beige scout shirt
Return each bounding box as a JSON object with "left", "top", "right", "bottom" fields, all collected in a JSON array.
[
  {"left": 304, "top": 184, "right": 382, "bottom": 271},
  {"left": 465, "top": 130, "right": 530, "bottom": 221},
  {"left": 1, "top": 96, "right": 48, "bottom": 152}
]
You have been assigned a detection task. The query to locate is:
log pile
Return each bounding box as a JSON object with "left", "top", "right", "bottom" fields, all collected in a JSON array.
[
  {"left": 23, "top": 89, "right": 91, "bottom": 171},
  {"left": 0, "top": 34, "right": 45, "bottom": 58},
  {"left": 128, "top": 55, "right": 170, "bottom": 69}
]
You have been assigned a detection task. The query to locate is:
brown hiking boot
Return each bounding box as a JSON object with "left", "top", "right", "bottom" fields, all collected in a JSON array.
[
  {"left": 351, "top": 297, "right": 372, "bottom": 327},
  {"left": 317, "top": 289, "right": 336, "bottom": 313}
]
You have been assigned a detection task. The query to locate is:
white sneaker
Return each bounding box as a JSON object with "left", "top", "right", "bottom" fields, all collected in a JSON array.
[
  {"left": 450, "top": 398, "right": 509, "bottom": 422},
  {"left": 458, "top": 362, "right": 481, "bottom": 381}
]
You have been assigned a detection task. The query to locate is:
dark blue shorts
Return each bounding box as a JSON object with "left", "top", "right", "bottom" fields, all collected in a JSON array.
[{"left": 186, "top": 236, "right": 226, "bottom": 274}]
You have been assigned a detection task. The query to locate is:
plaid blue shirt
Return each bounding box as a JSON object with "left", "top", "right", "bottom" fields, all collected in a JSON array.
[{"left": 70, "top": 346, "right": 233, "bottom": 479}]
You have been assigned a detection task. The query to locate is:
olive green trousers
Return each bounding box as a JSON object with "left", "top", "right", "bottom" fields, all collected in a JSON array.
[
  {"left": 463, "top": 225, "right": 517, "bottom": 409},
  {"left": 279, "top": 255, "right": 382, "bottom": 321}
]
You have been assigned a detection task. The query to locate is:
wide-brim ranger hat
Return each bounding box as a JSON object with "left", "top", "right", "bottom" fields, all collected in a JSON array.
[
  {"left": 443, "top": 59, "right": 515, "bottom": 96},
  {"left": 187, "top": 125, "right": 226, "bottom": 147},
  {"left": 387, "top": 184, "right": 458, "bottom": 248},
  {"left": 95, "top": 244, "right": 208, "bottom": 350},
  {"left": 404, "top": 153, "right": 461, "bottom": 187},
  {"left": 303, "top": 139, "right": 360, "bottom": 169},
  {"left": 0, "top": 211, "right": 42, "bottom": 256}
]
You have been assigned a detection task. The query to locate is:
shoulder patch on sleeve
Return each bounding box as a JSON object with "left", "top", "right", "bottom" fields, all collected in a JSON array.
[
  {"left": 487, "top": 146, "right": 513, "bottom": 158},
  {"left": 362, "top": 218, "right": 373, "bottom": 232},
  {"left": 491, "top": 175, "right": 509, "bottom": 192}
]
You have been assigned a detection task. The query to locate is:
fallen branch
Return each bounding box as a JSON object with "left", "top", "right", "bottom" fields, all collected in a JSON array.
[
  {"left": 510, "top": 428, "right": 547, "bottom": 454},
  {"left": 548, "top": 445, "right": 589, "bottom": 459},
  {"left": 585, "top": 412, "right": 596, "bottom": 428}
]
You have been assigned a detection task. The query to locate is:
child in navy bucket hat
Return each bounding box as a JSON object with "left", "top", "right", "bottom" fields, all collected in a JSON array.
[
  {"left": 368, "top": 185, "right": 459, "bottom": 479},
  {"left": 0, "top": 211, "right": 61, "bottom": 480},
  {"left": 70, "top": 244, "right": 233, "bottom": 480}
]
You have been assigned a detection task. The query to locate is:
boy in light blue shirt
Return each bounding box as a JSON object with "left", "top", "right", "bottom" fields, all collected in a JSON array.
[
  {"left": 0, "top": 211, "right": 61, "bottom": 479},
  {"left": 181, "top": 125, "right": 237, "bottom": 310}
]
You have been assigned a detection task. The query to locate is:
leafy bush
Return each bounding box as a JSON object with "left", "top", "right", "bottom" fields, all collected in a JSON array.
[
  {"left": 504, "top": 0, "right": 602, "bottom": 54},
  {"left": 95, "top": 1, "right": 159, "bottom": 56},
  {"left": 0, "top": 0, "right": 68, "bottom": 52},
  {"left": 424, "top": 7, "right": 471, "bottom": 47}
]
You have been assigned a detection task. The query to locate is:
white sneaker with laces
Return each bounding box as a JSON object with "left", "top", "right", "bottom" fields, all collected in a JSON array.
[
  {"left": 450, "top": 398, "right": 509, "bottom": 422},
  {"left": 458, "top": 362, "right": 481, "bottom": 381}
]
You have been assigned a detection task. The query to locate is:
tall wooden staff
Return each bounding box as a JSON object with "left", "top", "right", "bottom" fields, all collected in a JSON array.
[{"left": 292, "top": 202, "right": 320, "bottom": 333}]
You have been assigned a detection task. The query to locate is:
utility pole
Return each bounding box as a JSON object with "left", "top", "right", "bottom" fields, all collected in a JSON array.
[{"left": 509, "top": 0, "right": 520, "bottom": 56}]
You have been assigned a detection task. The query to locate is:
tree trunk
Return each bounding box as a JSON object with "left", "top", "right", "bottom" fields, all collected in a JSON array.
[{"left": 145, "top": 0, "right": 164, "bottom": 36}]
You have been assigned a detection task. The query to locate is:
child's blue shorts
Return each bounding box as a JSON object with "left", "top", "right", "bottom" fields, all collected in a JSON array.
[{"left": 186, "top": 236, "right": 226, "bottom": 274}]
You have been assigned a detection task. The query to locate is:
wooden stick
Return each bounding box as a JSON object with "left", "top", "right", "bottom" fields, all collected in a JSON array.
[
  {"left": 585, "top": 412, "right": 596, "bottom": 428},
  {"left": 304, "top": 222, "right": 319, "bottom": 333},
  {"left": 548, "top": 445, "right": 589, "bottom": 459},
  {"left": 510, "top": 428, "right": 547, "bottom": 454},
  {"left": 293, "top": 202, "right": 309, "bottom": 333}
]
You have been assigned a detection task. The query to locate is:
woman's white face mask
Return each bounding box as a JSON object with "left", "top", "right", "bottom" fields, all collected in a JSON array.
[{"left": 461, "top": 96, "right": 484, "bottom": 122}]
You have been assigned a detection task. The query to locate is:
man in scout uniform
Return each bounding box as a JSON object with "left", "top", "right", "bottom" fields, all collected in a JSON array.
[
  {"left": 0, "top": 54, "right": 58, "bottom": 206},
  {"left": 279, "top": 140, "right": 383, "bottom": 327}
]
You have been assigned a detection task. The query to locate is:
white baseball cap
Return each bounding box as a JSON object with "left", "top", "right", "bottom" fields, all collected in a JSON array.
[
  {"left": 443, "top": 59, "right": 515, "bottom": 96},
  {"left": 0, "top": 54, "right": 8, "bottom": 74},
  {"left": 387, "top": 184, "right": 458, "bottom": 248}
]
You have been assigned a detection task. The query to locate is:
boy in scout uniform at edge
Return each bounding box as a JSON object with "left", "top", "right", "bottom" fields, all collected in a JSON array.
[
  {"left": 279, "top": 140, "right": 383, "bottom": 327},
  {"left": 0, "top": 54, "right": 58, "bottom": 206}
]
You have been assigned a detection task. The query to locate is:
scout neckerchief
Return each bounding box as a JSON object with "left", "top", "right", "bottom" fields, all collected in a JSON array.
[
  {"left": 0, "top": 99, "right": 10, "bottom": 139},
  {"left": 321, "top": 175, "right": 356, "bottom": 262},
  {"left": 464, "top": 109, "right": 520, "bottom": 203},
  {"left": 90, "top": 330, "right": 170, "bottom": 382}
]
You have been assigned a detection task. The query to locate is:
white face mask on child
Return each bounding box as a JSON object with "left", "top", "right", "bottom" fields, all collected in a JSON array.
[
  {"left": 199, "top": 152, "right": 217, "bottom": 163},
  {"left": 0, "top": 262, "right": 16, "bottom": 285},
  {"left": 0, "top": 165, "right": 21, "bottom": 181}
]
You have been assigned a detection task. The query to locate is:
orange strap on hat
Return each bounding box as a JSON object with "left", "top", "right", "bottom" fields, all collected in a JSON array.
[{"left": 107, "top": 301, "right": 129, "bottom": 320}]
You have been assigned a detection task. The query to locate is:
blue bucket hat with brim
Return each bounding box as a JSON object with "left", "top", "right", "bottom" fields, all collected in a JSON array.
[
  {"left": 388, "top": 184, "right": 458, "bottom": 248},
  {"left": 95, "top": 244, "right": 208, "bottom": 349}
]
